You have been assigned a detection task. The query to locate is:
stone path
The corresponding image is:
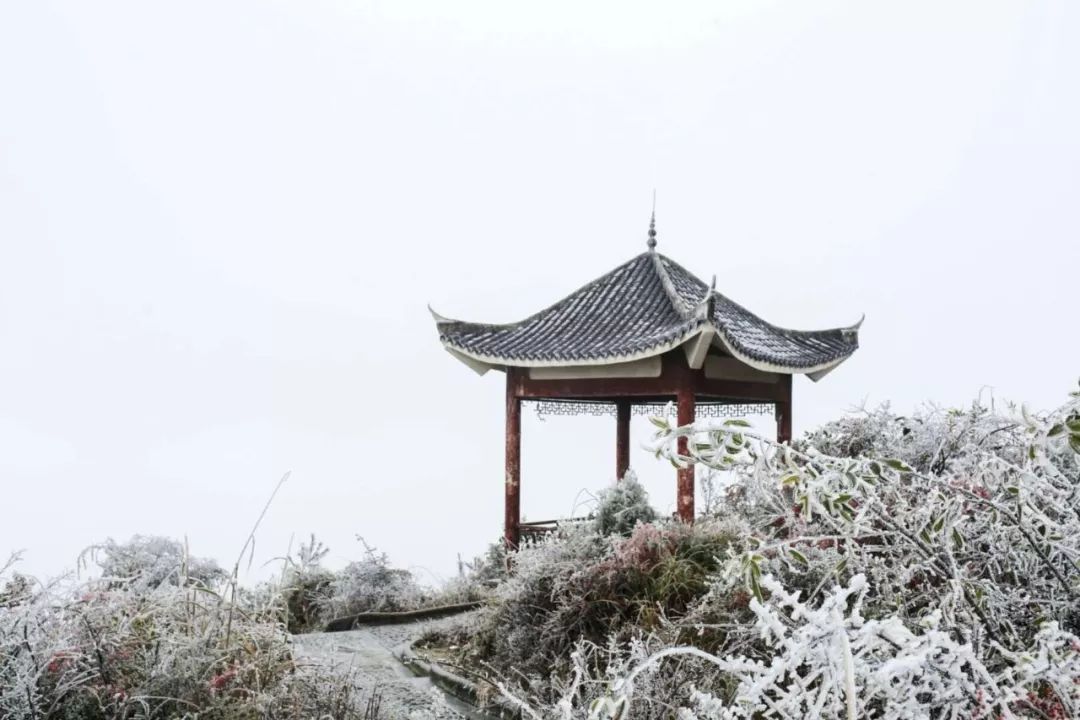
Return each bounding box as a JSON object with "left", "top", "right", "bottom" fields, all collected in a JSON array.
[{"left": 291, "top": 615, "right": 483, "bottom": 719}]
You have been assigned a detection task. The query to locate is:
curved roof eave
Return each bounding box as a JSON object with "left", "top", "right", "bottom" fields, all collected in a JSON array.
[
  {"left": 438, "top": 324, "right": 704, "bottom": 370},
  {"left": 708, "top": 325, "right": 857, "bottom": 379},
  {"left": 438, "top": 322, "right": 858, "bottom": 377}
]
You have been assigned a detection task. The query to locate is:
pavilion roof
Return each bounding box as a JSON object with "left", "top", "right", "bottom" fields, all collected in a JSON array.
[{"left": 432, "top": 236, "right": 861, "bottom": 380}]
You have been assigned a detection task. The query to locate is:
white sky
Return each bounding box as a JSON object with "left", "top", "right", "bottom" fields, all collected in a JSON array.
[{"left": 2, "top": 0, "right": 1077, "bottom": 583}]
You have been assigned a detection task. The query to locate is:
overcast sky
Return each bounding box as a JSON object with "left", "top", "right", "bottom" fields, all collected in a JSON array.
[{"left": 2, "top": 0, "right": 1077, "bottom": 583}]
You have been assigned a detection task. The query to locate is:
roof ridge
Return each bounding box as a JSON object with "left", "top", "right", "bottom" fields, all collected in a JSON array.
[
  {"left": 649, "top": 252, "right": 697, "bottom": 321},
  {"left": 694, "top": 275, "right": 717, "bottom": 321}
]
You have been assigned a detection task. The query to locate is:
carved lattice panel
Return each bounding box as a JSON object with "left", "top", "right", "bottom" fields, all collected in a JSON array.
[{"left": 528, "top": 400, "right": 774, "bottom": 420}]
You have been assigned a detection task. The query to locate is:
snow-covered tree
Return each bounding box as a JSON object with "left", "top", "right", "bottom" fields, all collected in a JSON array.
[{"left": 593, "top": 471, "right": 658, "bottom": 537}]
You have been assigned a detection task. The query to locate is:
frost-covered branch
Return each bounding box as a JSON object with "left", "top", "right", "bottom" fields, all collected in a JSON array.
[{"left": 500, "top": 389, "right": 1080, "bottom": 719}]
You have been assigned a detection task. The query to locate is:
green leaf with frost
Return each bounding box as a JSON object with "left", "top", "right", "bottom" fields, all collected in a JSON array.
[{"left": 749, "top": 573, "right": 763, "bottom": 602}]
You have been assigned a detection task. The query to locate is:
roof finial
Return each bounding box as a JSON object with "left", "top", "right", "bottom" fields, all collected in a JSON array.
[{"left": 647, "top": 190, "right": 657, "bottom": 250}]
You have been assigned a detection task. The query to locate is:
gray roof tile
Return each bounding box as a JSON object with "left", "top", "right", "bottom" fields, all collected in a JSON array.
[{"left": 434, "top": 250, "right": 860, "bottom": 374}]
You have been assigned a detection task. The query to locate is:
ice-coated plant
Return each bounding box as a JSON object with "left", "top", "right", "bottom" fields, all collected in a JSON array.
[
  {"left": 496, "top": 386, "right": 1080, "bottom": 719},
  {"left": 318, "top": 535, "right": 426, "bottom": 621},
  {"left": 0, "top": 543, "right": 381, "bottom": 719},
  {"left": 82, "top": 534, "right": 227, "bottom": 590},
  {"left": 641, "top": 387, "right": 1079, "bottom": 717},
  {"left": 592, "top": 470, "right": 658, "bottom": 537},
  {"left": 523, "top": 573, "right": 1077, "bottom": 720},
  {"left": 277, "top": 533, "right": 336, "bottom": 632}
]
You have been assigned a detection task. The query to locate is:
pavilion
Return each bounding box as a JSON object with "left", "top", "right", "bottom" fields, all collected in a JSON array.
[{"left": 431, "top": 215, "right": 861, "bottom": 548}]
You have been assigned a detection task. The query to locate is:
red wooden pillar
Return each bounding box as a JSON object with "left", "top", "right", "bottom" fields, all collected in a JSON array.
[
  {"left": 776, "top": 373, "right": 793, "bottom": 444},
  {"left": 615, "top": 399, "right": 631, "bottom": 480},
  {"left": 505, "top": 369, "right": 521, "bottom": 550},
  {"left": 676, "top": 385, "right": 696, "bottom": 523}
]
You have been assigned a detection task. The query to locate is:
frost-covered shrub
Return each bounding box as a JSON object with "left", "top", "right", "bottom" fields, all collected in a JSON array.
[
  {"left": 278, "top": 534, "right": 336, "bottom": 633},
  {"left": 510, "top": 574, "right": 1078, "bottom": 720},
  {"left": 499, "top": 388, "right": 1080, "bottom": 718},
  {"left": 0, "top": 546, "right": 379, "bottom": 720},
  {"left": 280, "top": 534, "right": 493, "bottom": 632},
  {"left": 84, "top": 535, "right": 227, "bottom": 590},
  {"left": 318, "top": 536, "right": 425, "bottom": 621},
  {"left": 592, "top": 471, "right": 657, "bottom": 537},
  {"left": 797, "top": 400, "right": 1031, "bottom": 476},
  {"left": 0, "top": 567, "right": 32, "bottom": 609},
  {"left": 592, "top": 522, "right": 731, "bottom": 631},
  {"left": 473, "top": 524, "right": 610, "bottom": 681},
  {"left": 464, "top": 519, "right": 732, "bottom": 705},
  {"left": 460, "top": 540, "right": 509, "bottom": 585},
  {"left": 427, "top": 574, "right": 492, "bottom": 609}
]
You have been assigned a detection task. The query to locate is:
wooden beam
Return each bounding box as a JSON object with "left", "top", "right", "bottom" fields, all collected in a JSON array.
[
  {"left": 505, "top": 369, "right": 522, "bottom": 550},
  {"left": 514, "top": 359, "right": 777, "bottom": 403},
  {"left": 615, "top": 399, "right": 631, "bottom": 480},
  {"left": 528, "top": 356, "right": 661, "bottom": 380},
  {"left": 516, "top": 374, "right": 678, "bottom": 399},
  {"left": 776, "top": 373, "right": 793, "bottom": 444},
  {"left": 695, "top": 377, "right": 780, "bottom": 402},
  {"left": 676, "top": 383, "right": 696, "bottom": 523}
]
